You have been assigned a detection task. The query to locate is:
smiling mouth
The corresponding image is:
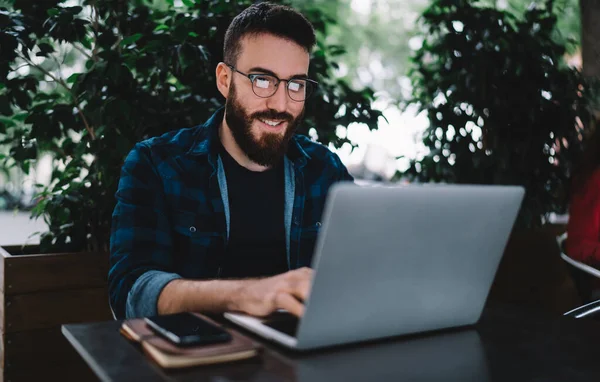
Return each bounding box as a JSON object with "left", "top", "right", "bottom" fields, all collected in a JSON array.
[{"left": 258, "top": 119, "right": 286, "bottom": 128}]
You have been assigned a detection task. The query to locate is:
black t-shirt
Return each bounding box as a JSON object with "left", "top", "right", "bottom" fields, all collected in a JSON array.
[{"left": 219, "top": 147, "right": 288, "bottom": 278}]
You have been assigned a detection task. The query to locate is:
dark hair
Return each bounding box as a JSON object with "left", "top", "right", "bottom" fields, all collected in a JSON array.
[{"left": 223, "top": 2, "right": 316, "bottom": 65}]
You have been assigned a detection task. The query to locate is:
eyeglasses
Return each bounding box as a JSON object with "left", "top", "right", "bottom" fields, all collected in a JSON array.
[{"left": 225, "top": 64, "right": 318, "bottom": 102}]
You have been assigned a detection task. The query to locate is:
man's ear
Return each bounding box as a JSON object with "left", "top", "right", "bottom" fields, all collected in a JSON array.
[{"left": 216, "top": 62, "right": 231, "bottom": 99}]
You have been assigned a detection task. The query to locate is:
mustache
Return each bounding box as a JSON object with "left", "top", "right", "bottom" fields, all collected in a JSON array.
[{"left": 251, "top": 110, "right": 293, "bottom": 122}]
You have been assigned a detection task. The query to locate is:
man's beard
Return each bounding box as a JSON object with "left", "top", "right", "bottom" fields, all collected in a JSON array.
[{"left": 224, "top": 82, "right": 303, "bottom": 167}]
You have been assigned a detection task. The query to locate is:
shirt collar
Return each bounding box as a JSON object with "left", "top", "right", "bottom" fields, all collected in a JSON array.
[{"left": 186, "top": 107, "right": 223, "bottom": 157}]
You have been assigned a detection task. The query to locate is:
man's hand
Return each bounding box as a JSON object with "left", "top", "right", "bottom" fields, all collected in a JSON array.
[{"left": 233, "top": 267, "right": 313, "bottom": 317}]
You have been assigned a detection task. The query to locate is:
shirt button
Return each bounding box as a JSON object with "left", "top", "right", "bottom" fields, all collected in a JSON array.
[
  {"left": 316, "top": 222, "right": 321, "bottom": 227},
  {"left": 189, "top": 226, "right": 197, "bottom": 233}
]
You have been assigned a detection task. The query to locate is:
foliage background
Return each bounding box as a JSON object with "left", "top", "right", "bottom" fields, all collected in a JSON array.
[
  {"left": 0, "top": 0, "right": 594, "bottom": 251},
  {"left": 0, "top": 0, "right": 383, "bottom": 252},
  {"left": 400, "top": 0, "right": 598, "bottom": 227},
  {"left": 290, "top": 0, "right": 581, "bottom": 101}
]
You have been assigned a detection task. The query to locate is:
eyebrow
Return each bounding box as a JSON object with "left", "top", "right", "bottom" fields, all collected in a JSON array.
[{"left": 247, "top": 66, "right": 308, "bottom": 79}]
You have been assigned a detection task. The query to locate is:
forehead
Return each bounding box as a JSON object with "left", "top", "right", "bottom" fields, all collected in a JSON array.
[{"left": 236, "top": 33, "right": 310, "bottom": 77}]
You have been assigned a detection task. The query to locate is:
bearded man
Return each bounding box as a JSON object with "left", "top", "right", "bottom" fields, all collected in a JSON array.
[{"left": 108, "top": 2, "right": 353, "bottom": 320}]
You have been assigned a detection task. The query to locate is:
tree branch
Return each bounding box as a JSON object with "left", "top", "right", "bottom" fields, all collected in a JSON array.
[
  {"left": 9, "top": 63, "right": 30, "bottom": 73},
  {"left": 92, "top": 1, "right": 100, "bottom": 62},
  {"left": 17, "top": 53, "right": 97, "bottom": 140},
  {"left": 72, "top": 44, "right": 92, "bottom": 60}
]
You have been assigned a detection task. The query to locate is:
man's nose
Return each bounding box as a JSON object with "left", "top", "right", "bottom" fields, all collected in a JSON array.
[{"left": 265, "top": 83, "right": 288, "bottom": 112}]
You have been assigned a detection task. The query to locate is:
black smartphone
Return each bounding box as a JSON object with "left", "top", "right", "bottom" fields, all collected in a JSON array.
[{"left": 144, "top": 312, "right": 232, "bottom": 346}]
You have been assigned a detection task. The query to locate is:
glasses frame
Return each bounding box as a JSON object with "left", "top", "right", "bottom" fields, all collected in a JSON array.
[{"left": 225, "top": 63, "right": 318, "bottom": 102}]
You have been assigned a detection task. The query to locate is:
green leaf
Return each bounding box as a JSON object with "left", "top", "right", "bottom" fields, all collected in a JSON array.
[
  {"left": 47, "top": 8, "right": 59, "bottom": 17},
  {"left": 0, "top": 95, "right": 12, "bottom": 115},
  {"left": 66, "top": 73, "right": 80, "bottom": 84},
  {"left": 36, "top": 42, "right": 54, "bottom": 57},
  {"left": 120, "top": 33, "right": 143, "bottom": 47},
  {"left": 56, "top": 207, "right": 70, "bottom": 223},
  {"left": 0, "top": 116, "right": 15, "bottom": 128},
  {"left": 31, "top": 198, "right": 48, "bottom": 218},
  {"left": 188, "top": 32, "right": 199, "bottom": 38},
  {"left": 12, "top": 111, "right": 28, "bottom": 122},
  {"left": 153, "top": 24, "right": 169, "bottom": 32},
  {"left": 20, "top": 160, "right": 30, "bottom": 173},
  {"left": 181, "top": 0, "right": 194, "bottom": 7},
  {"left": 65, "top": 6, "right": 83, "bottom": 15},
  {"left": 81, "top": 36, "right": 93, "bottom": 50}
]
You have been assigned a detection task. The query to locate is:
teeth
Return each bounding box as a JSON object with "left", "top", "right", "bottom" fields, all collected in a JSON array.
[{"left": 261, "top": 119, "right": 281, "bottom": 127}]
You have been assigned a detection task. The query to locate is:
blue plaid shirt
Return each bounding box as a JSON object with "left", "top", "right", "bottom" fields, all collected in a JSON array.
[{"left": 109, "top": 108, "right": 354, "bottom": 319}]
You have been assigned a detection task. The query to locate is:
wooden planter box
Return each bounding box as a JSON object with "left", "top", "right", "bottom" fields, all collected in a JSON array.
[{"left": 0, "top": 245, "right": 113, "bottom": 381}]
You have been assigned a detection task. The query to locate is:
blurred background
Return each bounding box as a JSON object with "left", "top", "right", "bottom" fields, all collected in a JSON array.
[
  {"left": 2, "top": 3, "right": 598, "bottom": 379},
  {"left": 0, "top": 0, "right": 595, "bottom": 247}
]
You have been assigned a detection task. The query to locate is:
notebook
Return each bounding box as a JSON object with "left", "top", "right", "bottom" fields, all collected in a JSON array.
[{"left": 120, "top": 313, "right": 261, "bottom": 368}]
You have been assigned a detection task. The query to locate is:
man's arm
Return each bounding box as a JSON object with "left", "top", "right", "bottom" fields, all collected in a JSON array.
[
  {"left": 109, "top": 143, "right": 181, "bottom": 319},
  {"left": 158, "top": 267, "right": 313, "bottom": 317},
  {"left": 110, "top": 143, "right": 313, "bottom": 319},
  {"left": 331, "top": 151, "right": 354, "bottom": 182}
]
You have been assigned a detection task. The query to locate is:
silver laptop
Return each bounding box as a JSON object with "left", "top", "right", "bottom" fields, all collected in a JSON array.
[{"left": 224, "top": 183, "right": 524, "bottom": 350}]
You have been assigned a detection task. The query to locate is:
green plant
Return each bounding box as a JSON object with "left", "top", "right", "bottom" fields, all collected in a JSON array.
[
  {"left": 0, "top": 0, "right": 383, "bottom": 253},
  {"left": 401, "top": 0, "right": 598, "bottom": 228}
]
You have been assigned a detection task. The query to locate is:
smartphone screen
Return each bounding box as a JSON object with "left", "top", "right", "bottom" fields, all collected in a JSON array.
[{"left": 144, "top": 312, "right": 232, "bottom": 346}]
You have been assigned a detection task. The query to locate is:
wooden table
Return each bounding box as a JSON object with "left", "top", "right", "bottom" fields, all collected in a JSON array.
[{"left": 62, "top": 303, "right": 600, "bottom": 382}]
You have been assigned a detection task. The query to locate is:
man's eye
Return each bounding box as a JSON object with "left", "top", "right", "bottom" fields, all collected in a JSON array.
[
  {"left": 288, "top": 81, "right": 305, "bottom": 92},
  {"left": 254, "top": 77, "right": 273, "bottom": 89}
]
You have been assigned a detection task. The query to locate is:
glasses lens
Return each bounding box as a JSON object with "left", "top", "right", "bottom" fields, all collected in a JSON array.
[
  {"left": 288, "top": 80, "right": 314, "bottom": 101},
  {"left": 251, "top": 75, "right": 278, "bottom": 97}
]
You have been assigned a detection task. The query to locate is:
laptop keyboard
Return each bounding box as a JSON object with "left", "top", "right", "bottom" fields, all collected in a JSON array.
[{"left": 264, "top": 312, "right": 299, "bottom": 337}]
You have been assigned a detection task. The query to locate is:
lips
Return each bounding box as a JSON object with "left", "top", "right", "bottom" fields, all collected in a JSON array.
[
  {"left": 261, "top": 119, "right": 282, "bottom": 126},
  {"left": 257, "top": 118, "right": 287, "bottom": 130}
]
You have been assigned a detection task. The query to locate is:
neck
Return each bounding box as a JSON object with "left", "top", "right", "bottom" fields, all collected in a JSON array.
[{"left": 219, "top": 119, "right": 271, "bottom": 172}]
